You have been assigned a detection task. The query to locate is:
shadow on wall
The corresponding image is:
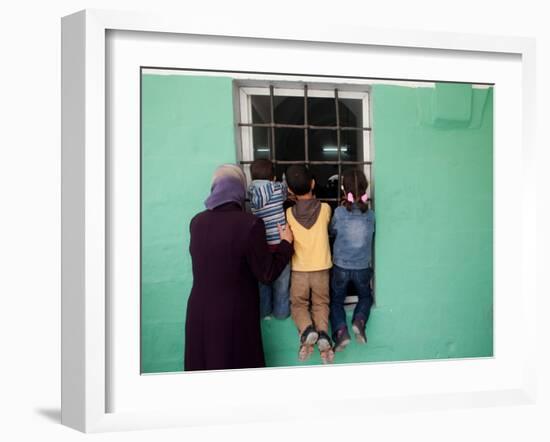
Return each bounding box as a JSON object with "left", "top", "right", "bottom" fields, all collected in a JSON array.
[
  {"left": 416, "top": 83, "right": 490, "bottom": 129},
  {"left": 34, "top": 408, "right": 61, "bottom": 423}
]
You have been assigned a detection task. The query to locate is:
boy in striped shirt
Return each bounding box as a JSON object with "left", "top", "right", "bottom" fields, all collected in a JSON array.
[{"left": 248, "top": 159, "right": 291, "bottom": 320}]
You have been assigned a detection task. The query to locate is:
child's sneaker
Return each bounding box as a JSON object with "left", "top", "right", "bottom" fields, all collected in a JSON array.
[
  {"left": 333, "top": 327, "right": 351, "bottom": 352},
  {"left": 298, "top": 325, "right": 318, "bottom": 362},
  {"left": 351, "top": 318, "right": 367, "bottom": 343},
  {"left": 316, "top": 331, "right": 332, "bottom": 352},
  {"left": 300, "top": 325, "right": 319, "bottom": 346}
]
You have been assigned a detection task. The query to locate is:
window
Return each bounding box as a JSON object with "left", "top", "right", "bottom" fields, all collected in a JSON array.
[
  {"left": 237, "top": 82, "right": 373, "bottom": 304},
  {"left": 238, "top": 84, "right": 372, "bottom": 206}
]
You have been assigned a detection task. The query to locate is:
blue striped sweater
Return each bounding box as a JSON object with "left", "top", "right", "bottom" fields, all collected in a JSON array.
[{"left": 247, "top": 180, "right": 287, "bottom": 245}]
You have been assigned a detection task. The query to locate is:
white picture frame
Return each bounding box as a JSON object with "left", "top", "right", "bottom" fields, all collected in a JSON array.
[{"left": 61, "top": 9, "right": 537, "bottom": 433}]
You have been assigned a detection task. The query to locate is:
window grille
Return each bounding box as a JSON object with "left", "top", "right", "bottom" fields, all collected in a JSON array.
[{"left": 238, "top": 84, "right": 373, "bottom": 208}]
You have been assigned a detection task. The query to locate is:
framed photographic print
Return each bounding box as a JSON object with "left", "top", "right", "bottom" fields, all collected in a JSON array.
[{"left": 61, "top": 9, "right": 537, "bottom": 433}]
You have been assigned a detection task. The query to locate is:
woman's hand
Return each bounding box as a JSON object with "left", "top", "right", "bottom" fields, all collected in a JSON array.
[{"left": 278, "top": 223, "right": 293, "bottom": 244}]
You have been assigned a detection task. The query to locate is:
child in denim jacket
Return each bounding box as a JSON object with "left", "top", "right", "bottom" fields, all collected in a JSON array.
[{"left": 329, "top": 169, "right": 375, "bottom": 351}]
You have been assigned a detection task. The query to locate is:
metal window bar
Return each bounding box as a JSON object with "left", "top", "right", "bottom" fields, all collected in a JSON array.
[
  {"left": 304, "top": 85, "right": 309, "bottom": 163},
  {"left": 240, "top": 160, "right": 372, "bottom": 165},
  {"left": 269, "top": 85, "right": 276, "bottom": 161},
  {"left": 335, "top": 88, "right": 342, "bottom": 202},
  {"left": 238, "top": 122, "right": 371, "bottom": 131}
]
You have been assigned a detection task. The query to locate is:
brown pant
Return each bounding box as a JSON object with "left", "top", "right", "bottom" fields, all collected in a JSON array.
[{"left": 290, "top": 270, "right": 330, "bottom": 335}]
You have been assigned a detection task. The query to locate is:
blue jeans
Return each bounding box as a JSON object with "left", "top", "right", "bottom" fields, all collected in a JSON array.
[
  {"left": 259, "top": 263, "right": 291, "bottom": 319},
  {"left": 329, "top": 265, "right": 374, "bottom": 336}
]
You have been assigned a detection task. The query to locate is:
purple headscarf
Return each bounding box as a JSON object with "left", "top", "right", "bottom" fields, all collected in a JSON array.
[{"left": 204, "top": 164, "right": 247, "bottom": 210}]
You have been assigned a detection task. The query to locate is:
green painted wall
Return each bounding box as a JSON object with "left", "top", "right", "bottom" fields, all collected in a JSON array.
[
  {"left": 141, "top": 75, "right": 493, "bottom": 373},
  {"left": 368, "top": 84, "right": 493, "bottom": 363},
  {"left": 141, "top": 75, "right": 237, "bottom": 373}
]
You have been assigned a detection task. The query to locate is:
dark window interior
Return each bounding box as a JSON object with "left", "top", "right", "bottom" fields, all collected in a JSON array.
[{"left": 247, "top": 87, "right": 369, "bottom": 211}]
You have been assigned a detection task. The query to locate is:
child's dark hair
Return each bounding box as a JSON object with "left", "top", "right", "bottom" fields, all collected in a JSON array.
[
  {"left": 250, "top": 159, "right": 275, "bottom": 180},
  {"left": 342, "top": 168, "right": 369, "bottom": 213},
  {"left": 286, "top": 165, "right": 313, "bottom": 196}
]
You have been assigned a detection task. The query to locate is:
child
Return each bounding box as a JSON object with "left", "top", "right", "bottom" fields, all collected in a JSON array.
[
  {"left": 285, "top": 165, "right": 334, "bottom": 363},
  {"left": 247, "top": 159, "right": 291, "bottom": 319},
  {"left": 329, "top": 169, "right": 375, "bottom": 351}
]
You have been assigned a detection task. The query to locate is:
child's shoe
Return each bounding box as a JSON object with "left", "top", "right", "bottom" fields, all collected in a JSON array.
[
  {"left": 298, "top": 325, "right": 318, "bottom": 362},
  {"left": 333, "top": 327, "right": 351, "bottom": 352},
  {"left": 300, "top": 325, "right": 319, "bottom": 346},
  {"left": 351, "top": 318, "right": 367, "bottom": 343},
  {"left": 316, "top": 331, "right": 332, "bottom": 352}
]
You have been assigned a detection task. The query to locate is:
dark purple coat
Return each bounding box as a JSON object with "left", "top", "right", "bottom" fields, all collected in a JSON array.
[{"left": 184, "top": 202, "right": 293, "bottom": 371}]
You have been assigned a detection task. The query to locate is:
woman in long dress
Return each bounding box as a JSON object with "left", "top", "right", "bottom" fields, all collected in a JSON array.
[{"left": 184, "top": 164, "right": 293, "bottom": 371}]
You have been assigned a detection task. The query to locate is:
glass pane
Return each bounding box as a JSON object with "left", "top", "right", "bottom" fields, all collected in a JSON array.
[
  {"left": 310, "top": 164, "right": 339, "bottom": 201},
  {"left": 308, "top": 129, "right": 363, "bottom": 162},
  {"left": 308, "top": 97, "right": 336, "bottom": 126},
  {"left": 252, "top": 127, "right": 271, "bottom": 160},
  {"left": 339, "top": 98, "right": 363, "bottom": 127},
  {"left": 363, "top": 162, "right": 373, "bottom": 201},
  {"left": 274, "top": 164, "right": 288, "bottom": 184},
  {"left": 308, "top": 129, "right": 336, "bottom": 161},
  {"left": 275, "top": 128, "right": 305, "bottom": 161},
  {"left": 340, "top": 130, "right": 364, "bottom": 162},
  {"left": 251, "top": 95, "right": 271, "bottom": 124},
  {"left": 274, "top": 95, "right": 304, "bottom": 125},
  {"left": 274, "top": 128, "right": 305, "bottom": 183}
]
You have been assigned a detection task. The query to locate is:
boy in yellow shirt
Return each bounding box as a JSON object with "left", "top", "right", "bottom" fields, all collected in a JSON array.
[{"left": 285, "top": 165, "right": 334, "bottom": 364}]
